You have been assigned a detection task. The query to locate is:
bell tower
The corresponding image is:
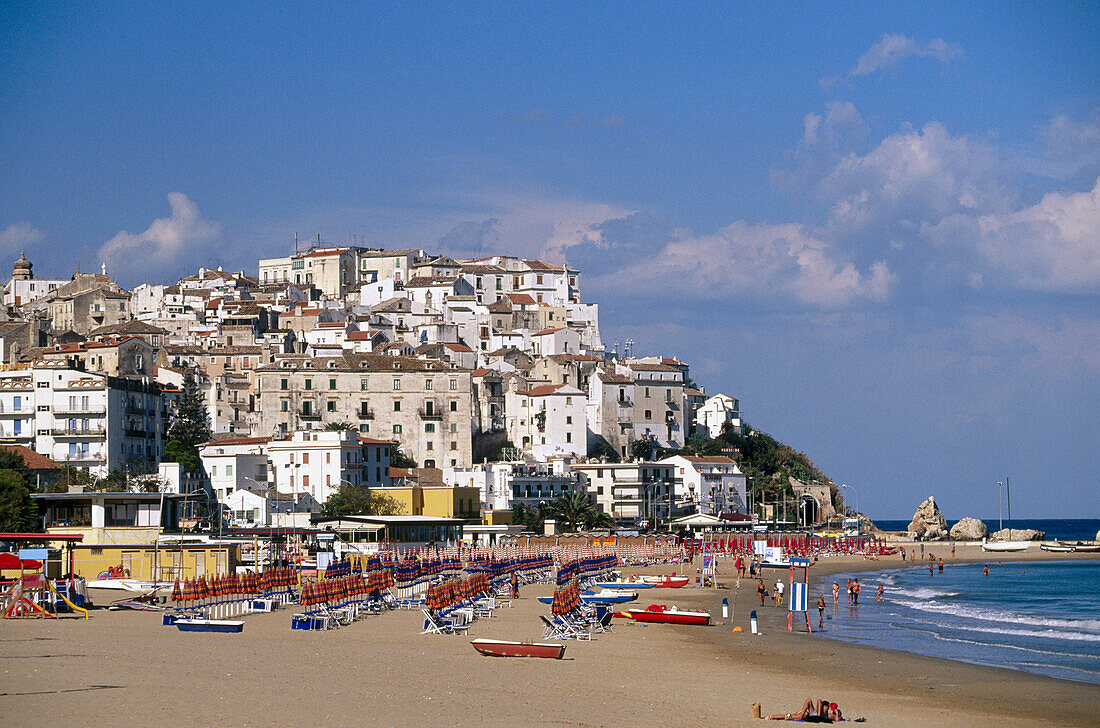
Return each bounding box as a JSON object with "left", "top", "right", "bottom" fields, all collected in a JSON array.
[{"left": 12, "top": 252, "right": 32, "bottom": 281}]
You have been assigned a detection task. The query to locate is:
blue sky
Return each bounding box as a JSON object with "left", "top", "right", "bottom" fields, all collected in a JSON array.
[{"left": 2, "top": 3, "right": 1097, "bottom": 518}]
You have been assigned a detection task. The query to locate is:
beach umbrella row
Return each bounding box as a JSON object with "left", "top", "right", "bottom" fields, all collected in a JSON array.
[
  {"left": 171, "top": 568, "right": 299, "bottom": 606},
  {"left": 424, "top": 573, "right": 490, "bottom": 611},
  {"left": 550, "top": 578, "right": 580, "bottom": 615}
]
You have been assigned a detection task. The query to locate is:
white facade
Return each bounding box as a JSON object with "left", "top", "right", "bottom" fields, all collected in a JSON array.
[
  {"left": 696, "top": 393, "right": 741, "bottom": 438},
  {"left": 266, "top": 430, "right": 391, "bottom": 504},
  {"left": 660, "top": 455, "right": 747, "bottom": 515},
  {"left": 570, "top": 462, "right": 676, "bottom": 524},
  {"left": 505, "top": 383, "right": 586, "bottom": 460},
  {"left": 3, "top": 277, "right": 66, "bottom": 307}
]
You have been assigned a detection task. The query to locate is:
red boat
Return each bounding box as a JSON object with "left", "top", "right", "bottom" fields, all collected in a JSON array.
[
  {"left": 639, "top": 576, "right": 690, "bottom": 588},
  {"left": 471, "top": 639, "right": 566, "bottom": 659},
  {"left": 624, "top": 605, "right": 710, "bottom": 626}
]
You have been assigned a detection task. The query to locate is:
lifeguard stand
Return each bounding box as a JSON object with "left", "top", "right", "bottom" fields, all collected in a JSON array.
[{"left": 787, "top": 556, "right": 813, "bottom": 633}]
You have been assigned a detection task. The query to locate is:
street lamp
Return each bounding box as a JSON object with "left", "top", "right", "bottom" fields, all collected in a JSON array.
[{"left": 840, "top": 484, "right": 859, "bottom": 518}]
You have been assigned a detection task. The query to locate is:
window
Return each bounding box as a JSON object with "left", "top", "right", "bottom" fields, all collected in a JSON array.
[
  {"left": 280, "top": 400, "right": 288, "bottom": 412},
  {"left": 645, "top": 410, "right": 652, "bottom": 419},
  {"left": 449, "top": 423, "right": 457, "bottom": 433},
  {"left": 450, "top": 441, "right": 457, "bottom": 450},
  {"left": 329, "top": 378, "right": 337, "bottom": 390},
  {"left": 566, "top": 416, "right": 572, "bottom": 424},
  {"left": 392, "top": 424, "right": 402, "bottom": 434},
  {"left": 425, "top": 379, "right": 432, "bottom": 390},
  {"left": 302, "top": 401, "right": 313, "bottom": 416},
  {"left": 361, "top": 378, "right": 369, "bottom": 390},
  {"left": 280, "top": 378, "right": 288, "bottom": 390},
  {"left": 566, "top": 433, "right": 572, "bottom": 443},
  {"left": 327, "top": 400, "right": 336, "bottom": 412},
  {"left": 393, "top": 401, "right": 401, "bottom": 412},
  {"left": 302, "top": 453, "right": 309, "bottom": 464},
  {"left": 565, "top": 396, "right": 572, "bottom": 405},
  {"left": 645, "top": 387, "right": 650, "bottom": 397},
  {"left": 304, "top": 379, "right": 312, "bottom": 390},
  {"left": 393, "top": 378, "right": 401, "bottom": 390},
  {"left": 449, "top": 378, "right": 457, "bottom": 390},
  {"left": 211, "top": 466, "right": 218, "bottom": 476},
  {"left": 449, "top": 400, "right": 457, "bottom": 412},
  {"left": 226, "top": 465, "right": 233, "bottom": 476},
  {"left": 326, "top": 453, "right": 331, "bottom": 464},
  {"left": 359, "top": 424, "right": 370, "bottom": 433},
  {"left": 426, "top": 441, "right": 433, "bottom": 451}
]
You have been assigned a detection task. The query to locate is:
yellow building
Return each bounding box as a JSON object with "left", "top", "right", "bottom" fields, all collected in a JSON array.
[
  {"left": 371, "top": 485, "right": 480, "bottom": 520},
  {"left": 33, "top": 492, "right": 239, "bottom": 581}
]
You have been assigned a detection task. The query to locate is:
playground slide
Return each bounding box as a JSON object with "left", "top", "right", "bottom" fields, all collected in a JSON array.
[{"left": 45, "top": 579, "right": 89, "bottom": 619}]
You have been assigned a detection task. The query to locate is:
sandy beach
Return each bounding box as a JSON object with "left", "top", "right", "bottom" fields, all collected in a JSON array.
[{"left": 3, "top": 547, "right": 1098, "bottom": 727}]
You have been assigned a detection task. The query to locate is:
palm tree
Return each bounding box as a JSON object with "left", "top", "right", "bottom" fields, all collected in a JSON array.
[{"left": 544, "top": 491, "right": 606, "bottom": 532}]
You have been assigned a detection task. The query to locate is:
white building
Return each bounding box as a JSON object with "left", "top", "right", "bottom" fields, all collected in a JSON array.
[
  {"left": 445, "top": 459, "right": 578, "bottom": 512},
  {"left": 266, "top": 430, "right": 392, "bottom": 505},
  {"left": 570, "top": 462, "right": 677, "bottom": 525},
  {"left": 0, "top": 363, "right": 165, "bottom": 475},
  {"left": 2, "top": 252, "right": 66, "bottom": 307},
  {"left": 660, "top": 455, "right": 747, "bottom": 515},
  {"left": 224, "top": 486, "right": 319, "bottom": 528},
  {"left": 198, "top": 436, "right": 273, "bottom": 503},
  {"left": 505, "top": 383, "right": 586, "bottom": 460},
  {"left": 696, "top": 393, "right": 741, "bottom": 438}
]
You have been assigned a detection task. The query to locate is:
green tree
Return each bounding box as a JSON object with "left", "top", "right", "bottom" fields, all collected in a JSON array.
[
  {"left": 0, "top": 451, "right": 38, "bottom": 532},
  {"left": 543, "top": 491, "right": 605, "bottom": 532},
  {"left": 582, "top": 508, "right": 615, "bottom": 531},
  {"left": 163, "top": 439, "right": 202, "bottom": 475},
  {"left": 511, "top": 502, "right": 542, "bottom": 532},
  {"left": 323, "top": 421, "right": 354, "bottom": 431},
  {"left": 630, "top": 438, "right": 654, "bottom": 462},
  {"left": 320, "top": 484, "right": 405, "bottom": 518},
  {"left": 389, "top": 445, "right": 417, "bottom": 469},
  {"left": 167, "top": 370, "right": 212, "bottom": 448}
]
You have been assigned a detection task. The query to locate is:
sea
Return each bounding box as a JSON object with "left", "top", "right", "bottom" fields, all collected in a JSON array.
[
  {"left": 817, "top": 532, "right": 1100, "bottom": 685},
  {"left": 873, "top": 518, "right": 1100, "bottom": 541}
]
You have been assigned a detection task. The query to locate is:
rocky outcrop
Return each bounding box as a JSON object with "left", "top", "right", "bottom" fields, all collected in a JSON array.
[
  {"left": 989, "top": 528, "right": 1045, "bottom": 541},
  {"left": 949, "top": 517, "right": 987, "bottom": 541},
  {"left": 908, "top": 496, "right": 949, "bottom": 540}
]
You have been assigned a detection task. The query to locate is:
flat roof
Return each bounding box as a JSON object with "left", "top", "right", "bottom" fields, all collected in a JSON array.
[
  {"left": 32, "top": 492, "right": 186, "bottom": 501},
  {"left": 314, "top": 515, "right": 464, "bottom": 525}
]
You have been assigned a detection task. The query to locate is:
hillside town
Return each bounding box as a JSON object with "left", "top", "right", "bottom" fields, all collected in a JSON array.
[{"left": 0, "top": 244, "right": 766, "bottom": 549}]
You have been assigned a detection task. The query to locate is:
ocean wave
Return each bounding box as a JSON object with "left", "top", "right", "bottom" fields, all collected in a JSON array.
[
  {"left": 894, "top": 599, "right": 1100, "bottom": 634},
  {"left": 890, "top": 587, "right": 960, "bottom": 600}
]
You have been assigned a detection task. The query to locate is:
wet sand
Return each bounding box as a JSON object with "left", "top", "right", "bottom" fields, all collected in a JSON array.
[{"left": 2, "top": 547, "right": 1098, "bottom": 727}]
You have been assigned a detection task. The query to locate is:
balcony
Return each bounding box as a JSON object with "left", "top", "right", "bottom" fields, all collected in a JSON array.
[
  {"left": 616, "top": 398, "right": 633, "bottom": 408},
  {"left": 298, "top": 410, "right": 321, "bottom": 420},
  {"left": 0, "top": 408, "right": 28, "bottom": 416},
  {"left": 418, "top": 407, "right": 443, "bottom": 420},
  {"left": 57, "top": 452, "right": 105, "bottom": 464},
  {"left": 53, "top": 406, "right": 106, "bottom": 416},
  {"left": 125, "top": 405, "right": 155, "bottom": 416},
  {"left": 52, "top": 425, "right": 106, "bottom": 437},
  {"left": 124, "top": 427, "right": 156, "bottom": 438},
  {"left": 358, "top": 408, "right": 375, "bottom": 420}
]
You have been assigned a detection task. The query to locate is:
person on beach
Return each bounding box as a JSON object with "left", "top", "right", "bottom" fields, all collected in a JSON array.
[
  {"left": 938, "top": 558, "right": 944, "bottom": 574},
  {"left": 852, "top": 579, "right": 860, "bottom": 605},
  {"left": 758, "top": 578, "right": 767, "bottom": 605},
  {"left": 832, "top": 581, "right": 839, "bottom": 607},
  {"left": 817, "top": 595, "right": 826, "bottom": 628},
  {"left": 765, "top": 698, "right": 842, "bottom": 722},
  {"left": 920, "top": 543, "right": 924, "bottom": 558},
  {"left": 983, "top": 565, "right": 990, "bottom": 576},
  {"left": 510, "top": 571, "right": 519, "bottom": 599},
  {"left": 929, "top": 561, "right": 934, "bottom": 576},
  {"left": 877, "top": 582, "right": 884, "bottom": 603},
  {"left": 900, "top": 547, "right": 906, "bottom": 562},
  {"left": 951, "top": 544, "right": 956, "bottom": 558},
  {"left": 846, "top": 579, "right": 853, "bottom": 605}
]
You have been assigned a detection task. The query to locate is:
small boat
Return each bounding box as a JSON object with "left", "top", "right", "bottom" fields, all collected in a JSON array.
[
  {"left": 596, "top": 580, "right": 654, "bottom": 589},
  {"left": 1071, "top": 542, "right": 1100, "bottom": 553},
  {"left": 981, "top": 539, "right": 1030, "bottom": 552},
  {"left": 174, "top": 618, "right": 245, "bottom": 633},
  {"left": 471, "top": 638, "right": 566, "bottom": 659},
  {"left": 1040, "top": 542, "right": 1074, "bottom": 553},
  {"left": 581, "top": 589, "right": 637, "bottom": 604},
  {"left": 756, "top": 559, "right": 793, "bottom": 569},
  {"left": 638, "top": 576, "right": 690, "bottom": 588},
  {"left": 623, "top": 605, "right": 710, "bottom": 626}
]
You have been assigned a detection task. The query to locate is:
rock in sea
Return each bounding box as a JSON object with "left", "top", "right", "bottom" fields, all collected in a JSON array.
[
  {"left": 988, "top": 528, "right": 1045, "bottom": 541},
  {"left": 908, "top": 496, "right": 949, "bottom": 541},
  {"left": 949, "top": 517, "right": 987, "bottom": 541}
]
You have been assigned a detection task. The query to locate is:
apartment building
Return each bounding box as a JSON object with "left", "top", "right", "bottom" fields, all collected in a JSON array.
[
  {"left": 505, "top": 383, "right": 586, "bottom": 459},
  {"left": 623, "top": 361, "right": 688, "bottom": 449},
  {"left": 254, "top": 353, "right": 473, "bottom": 468},
  {"left": 660, "top": 455, "right": 747, "bottom": 515},
  {"left": 267, "top": 430, "right": 392, "bottom": 504},
  {"left": 0, "top": 362, "right": 165, "bottom": 475},
  {"left": 696, "top": 393, "right": 742, "bottom": 437},
  {"left": 570, "top": 462, "right": 678, "bottom": 525}
]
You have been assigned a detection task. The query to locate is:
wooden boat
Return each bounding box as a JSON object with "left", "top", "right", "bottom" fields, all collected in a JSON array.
[
  {"left": 581, "top": 589, "right": 637, "bottom": 603},
  {"left": 1071, "top": 542, "right": 1100, "bottom": 553},
  {"left": 174, "top": 618, "right": 245, "bottom": 633},
  {"left": 981, "top": 539, "right": 1030, "bottom": 552},
  {"left": 1040, "top": 542, "right": 1074, "bottom": 552},
  {"left": 596, "top": 580, "right": 654, "bottom": 589},
  {"left": 624, "top": 605, "right": 710, "bottom": 626},
  {"left": 471, "top": 638, "right": 565, "bottom": 659},
  {"left": 638, "top": 575, "right": 690, "bottom": 588}
]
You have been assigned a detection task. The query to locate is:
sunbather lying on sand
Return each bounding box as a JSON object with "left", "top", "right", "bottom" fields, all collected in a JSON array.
[{"left": 765, "top": 697, "right": 842, "bottom": 722}]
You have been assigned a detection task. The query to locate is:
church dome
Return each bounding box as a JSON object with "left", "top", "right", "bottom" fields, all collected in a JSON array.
[{"left": 12, "top": 252, "right": 32, "bottom": 280}]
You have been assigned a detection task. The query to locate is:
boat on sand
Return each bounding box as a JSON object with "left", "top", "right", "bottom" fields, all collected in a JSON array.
[
  {"left": 981, "top": 540, "right": 1030, "bottom": 552},
  {"left": 638, "top": 575, "right": 689, "bottom": 588},
  {"left": 174, "top": 618, "right": 244, "bottom": 633},
  {"left": 621, "top": 605, "right": 710, "bottom": 626},
  {"left": 471, "top": 639, "right": 565, "bottom": 659}
]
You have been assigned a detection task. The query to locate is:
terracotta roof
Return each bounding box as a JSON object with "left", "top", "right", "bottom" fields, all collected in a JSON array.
[
  {"left": 38, "top": 335, "right": 144, "bottom": 354},
  {"left": 305, "top": 247, "right": 351, "bottom": 258},
  {"left": 532, "top": 327, "right": 566, "bottom": 336},
  {"left": 629, "top": 362, "right": 679, "bottom": 372},
  {"left": 487, "top": 300, "right": 512, "bottom": 313},
  {"left": 508, "top": 293, "right": 536, "bottom": 305},
  {"left": 521, "top": 383, "right": 571, "bottom": 397},
  {"left": 88, "top": 320, "right": 169, "bottom": 336},
  {"left": 346, "top": 331, "right": 375, "bottom": 341},
  {"left": 404, "top": 276, "right": 455, "bottom": 287},
  {"left": 522, "top": 259, "right": 561, "bottom": 271},
  {"left": 471, "top": 368, "right": 493, "bottom": 377},
  {"left": 460, "top": 264, "right": 505, "bottom": 273},
  {"left": 357, "top": 435, "right": 395, "bottom": 446},
  {"left": 443, "top": 342, "right": 473, "bottom": 352},
  {"left": 200, "top": 436, "right": 272, "bottom": 448},
  {"left": 359, "top": 248, "right": 421, "bottom": 258},
  {"left": 598, "top": 372, "right": 633, "bottom": 384},
  {"left": 0, "top": 445, "right": 60, "bottom": 470}
]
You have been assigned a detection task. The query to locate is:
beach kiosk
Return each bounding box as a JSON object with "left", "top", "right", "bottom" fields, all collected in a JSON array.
[{"left": 787, "top": 556, "right": 812, "bottom": 633}]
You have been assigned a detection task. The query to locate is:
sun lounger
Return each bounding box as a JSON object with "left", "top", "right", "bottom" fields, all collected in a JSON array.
[{"left": 421, "top": 608, "right": 470, "bottom": 635}]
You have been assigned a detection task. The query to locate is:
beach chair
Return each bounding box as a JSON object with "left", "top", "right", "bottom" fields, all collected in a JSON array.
[
  {"left": 473, "top": 596, "right": 495, "bottom": 618},
  {"left": 421, "top": 609, "right": 469, "bottom": 635},
  {"left": 540, "top": 615, "right": 570, "bottom": 640}
]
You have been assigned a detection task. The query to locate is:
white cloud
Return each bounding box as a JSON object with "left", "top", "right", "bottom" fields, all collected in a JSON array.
[
  {"left": 850, "top": 34, "right": 962, "bottom": 77},
  {"left": 97, "top": 193, "right": 220, "bottom": 277},
  {"left": 926, "top": 177, "right": 1100, "bottom": 292},
  {"left": 586, "top": 220, "right": 895, "bottom": 308},
  {"left": 0, "top": 222, "right": 44, "bottom": 254}
]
